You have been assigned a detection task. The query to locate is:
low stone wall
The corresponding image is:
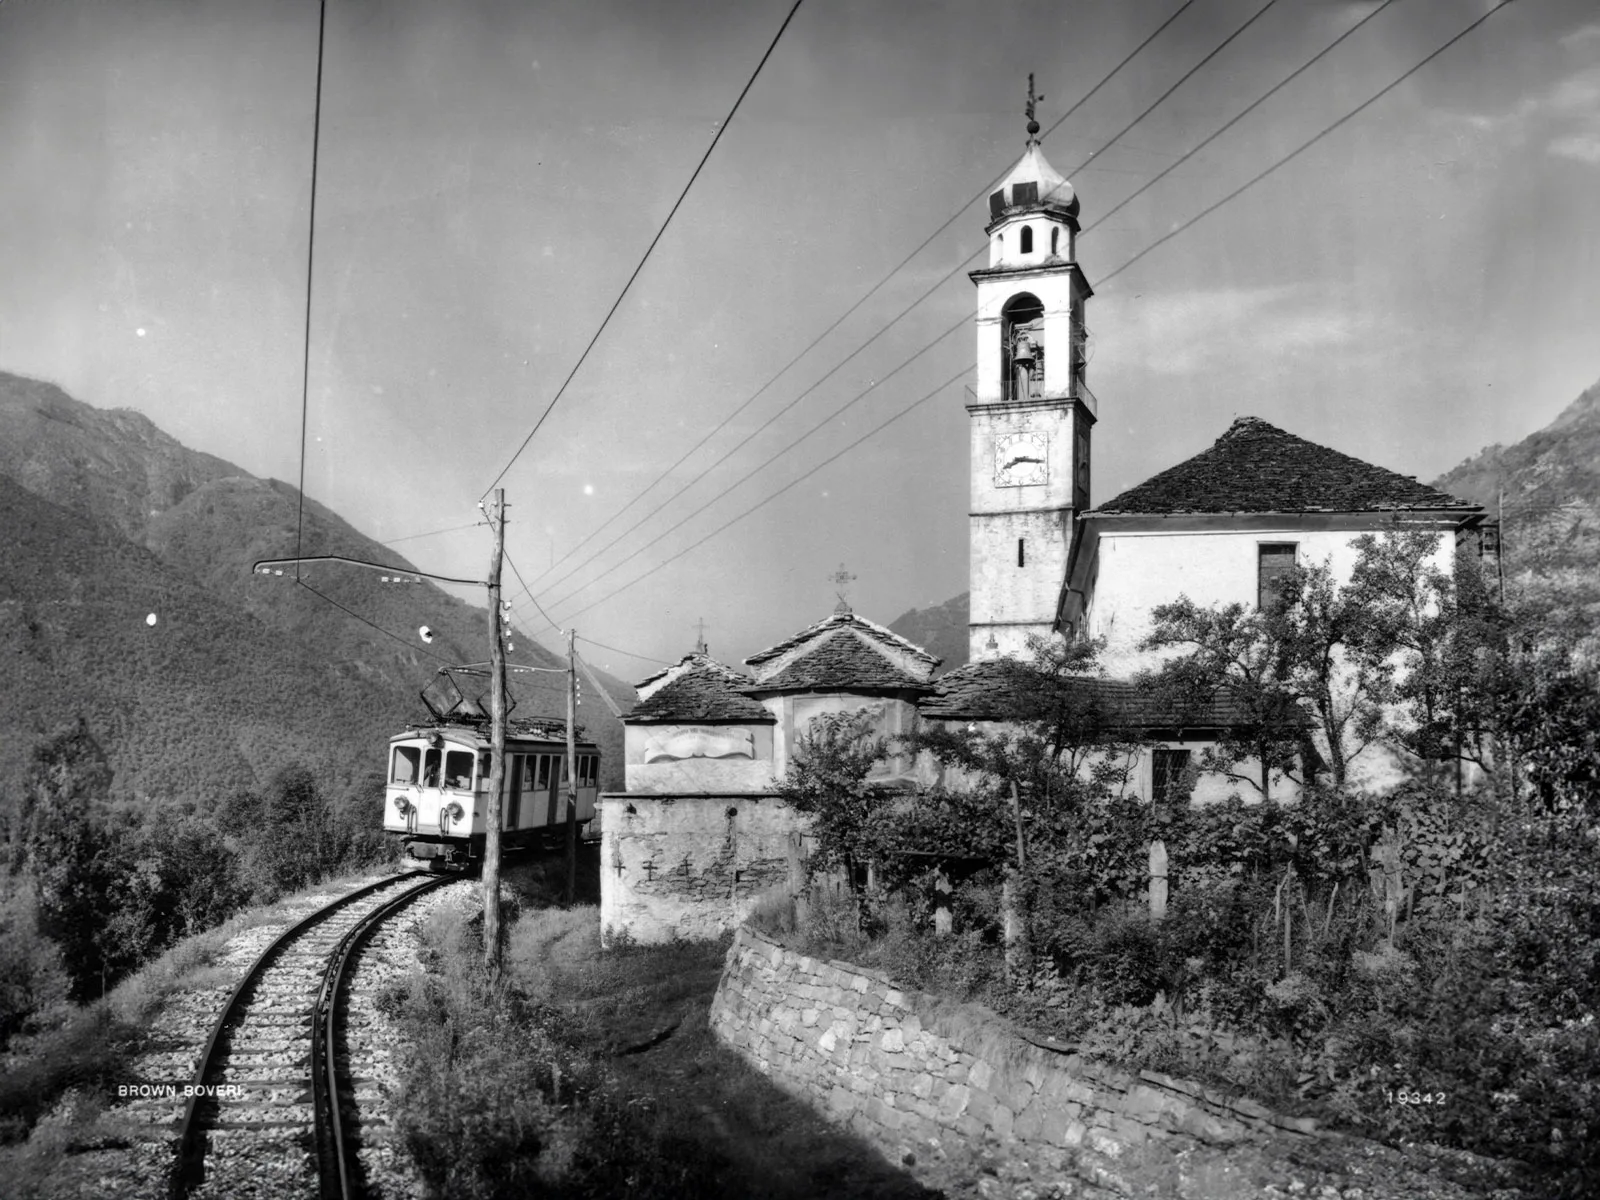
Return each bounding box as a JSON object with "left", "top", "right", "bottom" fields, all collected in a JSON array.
[{"left": 711, "top": 928, "right": 1382, "bottom": 1197}]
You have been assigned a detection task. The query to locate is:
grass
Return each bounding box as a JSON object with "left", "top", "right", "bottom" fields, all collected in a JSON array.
[{"left": 384, "top": 850, "right": 939, "bottom": 1200}]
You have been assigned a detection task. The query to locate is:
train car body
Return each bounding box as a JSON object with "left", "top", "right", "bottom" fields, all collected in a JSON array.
[{"left": 384, "top": 721, "right": 599, "bottom": 866}]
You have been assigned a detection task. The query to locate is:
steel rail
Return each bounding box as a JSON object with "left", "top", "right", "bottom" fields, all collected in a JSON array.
[
  {"left": 313, "top": 874, "right": 452, "bottom": 1199},
  {"left": 167, "top": 871, "right": 435, "bottom": 1200}
]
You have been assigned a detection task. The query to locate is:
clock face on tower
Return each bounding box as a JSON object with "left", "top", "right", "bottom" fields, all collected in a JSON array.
[{"left": 995, "top": 430, "right": 1048, "bottom": 487}]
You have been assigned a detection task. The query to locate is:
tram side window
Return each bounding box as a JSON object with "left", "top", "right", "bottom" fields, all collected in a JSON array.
[
  {"left": 444, "top": 750, "right": 474, "bottom": 790},
  {"left": 535, "top": 754, "right": 553, "bottom": 789},
  {"left": 520, "top": 755, "right": 540, "bottom": 795},
  {"left": 423, "top": 748, "right": 442, "bottom": 787},
  {"left": 478, "top": 751, "right": 492, "bottom": 784},
  {"left": 392, "top": 746, "right": 421, "bottom": 785},
  {"left": 579, "top": 755, "right": 597, "bottom": 786}
]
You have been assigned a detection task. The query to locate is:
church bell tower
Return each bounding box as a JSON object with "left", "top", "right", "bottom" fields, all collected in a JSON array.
[{"left": 967, "top": 78, "right": 1095, "bottom": 662}]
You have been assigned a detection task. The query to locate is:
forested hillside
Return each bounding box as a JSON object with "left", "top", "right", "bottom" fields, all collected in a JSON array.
[
  {"left": 888, "top": 592, "right": 967, "bottom": 672},
  {"left": 1433, "top": 377, "right": 1600, "bottom": 653},
  {"left": 0, "top": 371, "right": 634, "bottom": 805}
]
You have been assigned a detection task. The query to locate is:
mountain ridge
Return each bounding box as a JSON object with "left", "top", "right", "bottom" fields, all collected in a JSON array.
[{"left": 0, "top": 370, "right": 635, "bottom": 806}]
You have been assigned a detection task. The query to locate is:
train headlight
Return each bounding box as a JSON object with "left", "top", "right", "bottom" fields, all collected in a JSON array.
[
  {"left": 442, "top": 801, "right": 465, "bottom": 824},
  {"left": 393, "top": 796, "right": 413, "bottom": 817}
]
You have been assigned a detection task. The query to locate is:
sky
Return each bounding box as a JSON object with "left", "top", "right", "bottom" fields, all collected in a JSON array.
[{"left": 2, "top": 0, "right": 1598, "bottom": 680}]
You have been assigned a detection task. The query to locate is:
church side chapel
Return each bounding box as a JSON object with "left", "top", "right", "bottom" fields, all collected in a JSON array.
[
  {"left": 598, "top": 606, "right": 940, "bottom": 943},
  {"left": 598, "top": 86, "right": 1488, "bottom": 943}
]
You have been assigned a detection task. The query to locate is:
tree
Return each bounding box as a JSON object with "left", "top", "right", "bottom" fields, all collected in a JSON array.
[
  {"left": 1137, "top": 533, "right": 1478, "bottom": 792},
  {"left": 19, "top": 720, "right": 120, "bottom": 1000},
  {"left": 773, "top": 710, "right": 890, "bottom": 930}
]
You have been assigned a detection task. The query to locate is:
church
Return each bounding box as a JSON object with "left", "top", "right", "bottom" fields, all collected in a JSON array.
[{"left": 596, "top": 106, "right": 1488, "bottom": 943}]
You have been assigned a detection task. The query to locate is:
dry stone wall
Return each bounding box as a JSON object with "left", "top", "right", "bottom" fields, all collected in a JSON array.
[{"left": 710, "top": 928, "right": 1511, "bottom": 1199}]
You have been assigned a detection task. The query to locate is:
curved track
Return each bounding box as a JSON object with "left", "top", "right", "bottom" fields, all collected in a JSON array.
[{"left": 169, "top": 871, "right": 451, "bottom": 1200}]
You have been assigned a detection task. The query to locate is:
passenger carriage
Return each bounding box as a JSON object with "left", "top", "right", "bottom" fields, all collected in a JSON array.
[{"left": 384, "top": 720, "right": 600, "bottom": 866}]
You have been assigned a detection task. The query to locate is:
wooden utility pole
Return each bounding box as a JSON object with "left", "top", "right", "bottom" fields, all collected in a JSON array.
[
  {"left": 482, "top": 489, "right": 508, "bottom": 974},
  {"left": 564, "top": 627, "right": 579, "bottom": 905}
]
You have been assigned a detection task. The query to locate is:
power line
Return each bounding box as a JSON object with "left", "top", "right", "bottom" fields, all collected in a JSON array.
[
  {"left": 503, "top": 550, "right": 562, "bottom": 640},
  {"left": 1094, "top": 0, "right": 1516, "bottom": 290},
  {"left": 521, "top": 0, "right": 1198, "bottom": 591},
  {"left": 479, "top": 0, "right": 807, "bottom": 501},
  {"left": 531, "top": 0, "right": 1279, "bottom": 611},
  {"left": 1082, "top": 0, "right": 1398, "bottom": 246},
  {"left": 294, "top": 579, "right": 449, "bottom": 663},
  {"left": 554, "top": 367, "right": 968, "bottom": 625},
  {"left": 381, "top": 521, "right": 485, "bottom": 546},
  {"left": 293, "top": 0, "right": 330, "bottom": 580},
  {"left": 576, "top": 634, "right": 674, "bottom": 667},
  {"left": 539, "top": 317, "right": 968, "bottom": 615},
  {"left": 538, "top": 2, "right": 1514, "bottom": 625}
]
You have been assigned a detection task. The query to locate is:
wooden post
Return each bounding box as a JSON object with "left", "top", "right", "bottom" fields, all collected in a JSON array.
[
  {"left": 933, "top": 862, "right": 952, "bottom": 937},
  {"left": 564, "top": 627, "right": 578, "bottom": 906},
  {"left": 786, "top": 831, "right": 808, "bottom": 928},
  {"left": 482, "top": 489, "right": 507, "bottom": 975},
  {"left": 1148, "top": 839, "right": 1168, "bottom": 921},
  {"left": 1003, "top": 781, "right": 1031, "bottom": 984}
]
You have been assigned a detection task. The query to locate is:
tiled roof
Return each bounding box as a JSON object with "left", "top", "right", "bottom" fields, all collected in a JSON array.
[
  {"left": 919, "top": 658, "right": 1291, "bottom": 731},
  {"left": 626, "top": 654, "right": 773, "bottom": 724},
  {"left": 746, "top": 610, "right": 940, "bottom": 673},
  {"left": 1095, "top": 417, "right": 1476, "bottom": 515},
  {"left": 744, "top": 629, "right": 933, "bottom": 694}
]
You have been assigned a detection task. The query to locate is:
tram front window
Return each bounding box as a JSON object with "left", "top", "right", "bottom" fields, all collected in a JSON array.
[
  {"left": 444, "top": 750, "right": 474, "bottom": 790},
  {"left": 423, "top": 748, "right": 442, "bottom": 787},
  {"left": 392, "top": 745, "right": 421, "bottom": 785}
]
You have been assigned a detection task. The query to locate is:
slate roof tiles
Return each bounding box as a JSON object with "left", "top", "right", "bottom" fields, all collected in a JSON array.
[
  {"left": 626, "top": 653, "right": 773, "bottom": 724},
  {"left": 1096, "top": 416, "right": 1476, "bottom": 516},
  {"left": 744, "top": 628, "right": 932, "bottom": 694},
  {"left": 919, "top": 658, "right": 1281, "bottom": 731}
]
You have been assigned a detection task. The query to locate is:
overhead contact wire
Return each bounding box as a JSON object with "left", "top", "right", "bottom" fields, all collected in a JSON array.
[
  {"left": 540, "top": 1, "right": 1511, "bottom": 623},
  {"left": 523, "top": 0, "right": 1197, "bottom": 589},
  {"left": 535, "top": 0, "right": 1279, "bottom": 611},
  {"left": 479, "top": 0, "right": 807, "bottom": 501}
]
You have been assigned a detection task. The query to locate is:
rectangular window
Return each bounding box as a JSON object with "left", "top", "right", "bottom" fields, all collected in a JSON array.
[
  {"left": 1152, "top": 748, "right": 1192, "bottom": 806},
  {"left": 579, "top": 755, "right": 598, "bottom": 786},
  {"left": 534, "top": 755, "right": 552, "bottom": 789},
  {"left": 444, "top": 749, "right": 474, "bottom": 790},
  {"left": 1257, "top": 543, "right": 1298, "bottom": 610},
  {"left": 1011, "top": 180, "right": 1038, "bottom": 206},
  {"left": 988, "top": 189, "right": 1006, "bottom": 218},
  {"left": 391, "top": 745, "right": 421, "bottom": 785},
  {"left": 423, "top": 747, "right": 442, "bottom": 788},
  {"left": 1018, "top": 538, "right": 1026, "bottom": 568},
  {"left": 521, "top": 755, "right": 540, "bottom": 794}
]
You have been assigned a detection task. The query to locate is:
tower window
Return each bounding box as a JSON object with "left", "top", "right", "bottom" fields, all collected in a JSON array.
[
  {"left": 1012, "top": 181, "right": 1038, "bottom": 206},
  {"left": 1018, "top": 538, "right": 1026, "bottom": 568},
  {"left": 989, "top": 189, "right": 1006, "bottom": 218},
  {"left": 1051, "top": 227, "right": 1059, "bottom": 256},
  {"left": 1019, "top": 226, "right": 1033, "bottom": 254}
]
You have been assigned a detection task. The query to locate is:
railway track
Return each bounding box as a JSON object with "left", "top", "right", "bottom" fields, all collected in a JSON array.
[{"left": 168, "top": 871, "right": 452, "bottom": 1200}]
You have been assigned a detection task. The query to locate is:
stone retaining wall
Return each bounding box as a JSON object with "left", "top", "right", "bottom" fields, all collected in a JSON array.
[{"left": 709, "top": 927, "right": 1335, "bottom": 1197}]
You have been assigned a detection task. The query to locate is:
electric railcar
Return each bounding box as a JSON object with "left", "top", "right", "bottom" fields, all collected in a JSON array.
[{"left": 384, "top": 721, "right": 600, "bottom": 866}]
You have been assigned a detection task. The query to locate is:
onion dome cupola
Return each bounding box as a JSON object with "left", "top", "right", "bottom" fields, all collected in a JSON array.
[{"left": 986, "top": 76, "right": 1080, "bottom": 271}]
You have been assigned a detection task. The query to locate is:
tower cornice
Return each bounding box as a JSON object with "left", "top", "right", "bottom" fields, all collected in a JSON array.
[{"left": 969, "top": 260, "right": 1093, "bottom": 297}]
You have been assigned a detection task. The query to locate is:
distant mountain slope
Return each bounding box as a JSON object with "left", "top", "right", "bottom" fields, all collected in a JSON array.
[
  {"left": 1433, "top": 377, "right": 1600, "bottom": 646},
  {"left": 889, "top": 592, "right": 968, "bottom": 674},
  {"left": 0, "top": 370, "right": 634, "bottom": 797},
  {"left": 0, "top": 474, "right": 392, "bottom": 805}
]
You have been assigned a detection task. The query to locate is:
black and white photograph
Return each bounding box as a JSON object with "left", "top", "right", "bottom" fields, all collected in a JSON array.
[{"left": 1, "top": 1, "right": 1597, "bottom": 1196}]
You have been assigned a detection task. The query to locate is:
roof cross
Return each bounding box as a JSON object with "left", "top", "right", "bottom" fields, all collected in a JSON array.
[
  {"left": 693, "top": 617, "right": 710, "bottom": 656},
  {"left": 828, "top": 563, "right": 857, "bottom": 614}
]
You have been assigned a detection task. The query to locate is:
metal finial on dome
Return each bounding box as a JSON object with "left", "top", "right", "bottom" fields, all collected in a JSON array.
[{"left": 1025, "top": 73, "right": 1043, "bottom": 144}]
